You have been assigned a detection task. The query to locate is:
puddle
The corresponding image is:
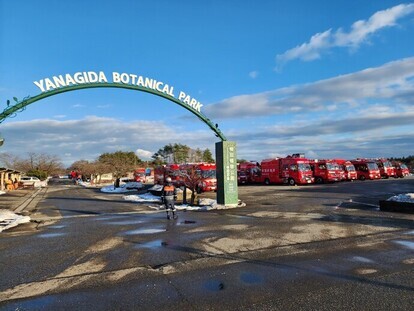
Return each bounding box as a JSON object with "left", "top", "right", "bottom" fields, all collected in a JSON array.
[
  {"left": 2, "top": 295, "right": 58, "bottom": 309},
  {"left": 405, "top": 230, "right": 414, "bottom": 235},
  {"left": 350, "top": 256, "right": 374, "bottom": 263},
  {"left": 135, "top": 239, "right": 165, "bottom": 249},
  {"left": 95, "top": 216, "right": 127, "bottom": 221},
  {"left": 240, "top": 272, "right": 263, "bottom": 284},
  {"left": 394, "top": 240, "right": 414, "bottom": 250},
  {"left": 37, "top": 232, "right": 66, "bottom": 238},
  {"left": 106, "top": 220, "right": 143, "bottom": 225},
  {"left": 124, "top": 228, "right": 165, "bottom": 235},
  {"left": 48, "top": 225, "right": 66, "bottom": 229},
  {"left": 203, "top": 280, "right": 225, "bottom": 291}
]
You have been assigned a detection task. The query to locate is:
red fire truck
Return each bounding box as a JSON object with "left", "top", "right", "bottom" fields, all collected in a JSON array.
[
  {"left": 350, "top": 159, "right": 381, "bottom": 180},
  {"left": 261, "top": 154, "right": 314, "bottom": 186},
  {"left": 155, "top": 163, "right": 216, "bottom": 193},
  {"left": 133, "top": 168, "right": 147, "bottom": 183},
  {"left": 179, "top": 163, "right": 217, "bottom": 193},
  {"left": 237, "top": 162, "right": 261, "bottom": 184},
  {"left": 154, "top": 164, "right": 181, "bottom": 185},
  {"left": 310, "top": 159, "right": 341, "bottom": 183},
  {"left": 375, "top": 158, "right": 396, "bottom": 179},
  {"left": 332, "top": 159, "right": 357, "bottom": 181},
  {"left": 392, "top": 162, "right": 410, "bottom": 178}
]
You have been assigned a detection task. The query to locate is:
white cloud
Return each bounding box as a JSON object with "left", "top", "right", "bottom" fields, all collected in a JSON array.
[
  {"left": 0, "top": 116, "right": 216, "bottom": 166},
  {"left": 276, "top": 29, "right": 332, "bottom": 68},
  {"left": 276, "top": 3, "right": 414, "bottom": 68},
  {"left": 135, "top": 148, "right": 153, "bottom": 160},
  {"left": 205, "top": 57, "right": 414, "bottom": 118},
  {"left": 335, "top": 3, "right": 414, "bottom": 48}
]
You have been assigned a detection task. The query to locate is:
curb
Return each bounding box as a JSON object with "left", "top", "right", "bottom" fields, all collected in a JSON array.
[{"left": 13, "top": 188, "right": 45, "bottom": 213}]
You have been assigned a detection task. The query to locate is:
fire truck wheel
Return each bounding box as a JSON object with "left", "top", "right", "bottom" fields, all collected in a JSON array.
[
  {"left": 264, "top": 178, "right": 270, "bottom": 185},
  {"left": 288, "top": 178, "right": 296, "bottom": 186},
  {"left": 359, "top": 175, "right": 366, "bottom": 181},
  {"left": 315, "top": 177, "right": 323, "bottom": 184}
]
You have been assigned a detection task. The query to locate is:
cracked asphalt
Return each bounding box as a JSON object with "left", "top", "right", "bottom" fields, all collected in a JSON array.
[{"left": 0, "top": 177, "right": 413, "bottom": 310}]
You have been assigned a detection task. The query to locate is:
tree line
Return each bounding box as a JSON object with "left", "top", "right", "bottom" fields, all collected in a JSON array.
[{"left": 0, "top": 144, "right": 215, "bottom": 181}]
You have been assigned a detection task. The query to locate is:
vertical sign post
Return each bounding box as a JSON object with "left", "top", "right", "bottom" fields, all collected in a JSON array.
[{"left": 216, "top": 141, "right": 238, "bottom": 206}]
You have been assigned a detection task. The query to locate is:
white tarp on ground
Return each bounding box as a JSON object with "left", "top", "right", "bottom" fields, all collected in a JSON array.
[
  {"left": 148, "top": 184, "right": 163, "bottom": 192},
  {"left": 387, "top": 193, "right": 414, "bottom": 203},
  {"left": 0, "top": 209, "right": 31, "bottom": 233}
]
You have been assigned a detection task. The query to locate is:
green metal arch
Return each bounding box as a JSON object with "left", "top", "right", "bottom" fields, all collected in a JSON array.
[{"left": 0, "top": 83, "right": 227, "bottom": 141}]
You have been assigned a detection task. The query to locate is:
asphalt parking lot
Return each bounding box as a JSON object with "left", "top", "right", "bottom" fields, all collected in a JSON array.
[{"left": 1, "top": 177, "right": 413, "bottom": 310}]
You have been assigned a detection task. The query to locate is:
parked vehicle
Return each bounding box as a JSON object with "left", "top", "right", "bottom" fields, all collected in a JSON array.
[
  {"left": 155, "top": 163, "right": 216, "bottom": 193},
  {"left": 350, "top": 159, "right": 381, "bottom": 180},
  {"left": 180, "top": 163, "right": 217, "bottom": 193},
  {"left": 237, "top": 162, "right": 261, "bottom": 184},
  {"left": 310, "top": 159, "right": 341, "bottom": 183},
  {"left": 20, "top": 176, "right": 47, "bottom": 188},
  {"left": 333, "top": 162, "right": 346, "bottom": 181},
  {"left": 133, "top": 168, "right": 147, "bottom": 183},
  {"left": 375, "top": 158, "right": 396, "bottom": 179},
  {"left": 333, "top": 159, "right": 357, "bottom": 181},
  {"left": 261, "top": 154, "right": 314, "bottom": 186},
  {"left": 154, "top": 164, "right": 181, "bottom": 186},
  {"left": 392, "top": 162, "right": 410, "bottom": 178}
]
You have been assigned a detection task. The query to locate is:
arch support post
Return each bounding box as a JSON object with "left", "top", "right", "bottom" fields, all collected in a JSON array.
[{"left": 215, "top": 141, "right": 238, "bottom": 206}]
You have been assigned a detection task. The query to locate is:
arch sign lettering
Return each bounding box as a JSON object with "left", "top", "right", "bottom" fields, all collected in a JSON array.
[{"left": 0, "top": 70, "right": 238, "bottom": 206}]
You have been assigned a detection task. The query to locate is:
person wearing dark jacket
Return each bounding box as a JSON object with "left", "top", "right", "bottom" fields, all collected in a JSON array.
[{"left": 161, "top": 177, "right": 177, "bottom": 219}]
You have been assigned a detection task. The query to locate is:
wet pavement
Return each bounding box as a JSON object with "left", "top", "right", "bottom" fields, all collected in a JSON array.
[{"left": 0, "top": 177, "right": 413, "bottom": 310}]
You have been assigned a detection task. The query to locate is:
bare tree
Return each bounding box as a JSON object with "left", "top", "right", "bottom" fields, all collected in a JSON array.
[
  {"left": 180, "top": 165, "right": 203, "bottom": 205},
  {"left": 98, "top": 151, "right": 141, "bottom": 187},
  {"left": 0, "top": 152, "right": 20, "bottom": 168},
  {"left": 0, "top": 152, "right": 64, "bottom": 176}
]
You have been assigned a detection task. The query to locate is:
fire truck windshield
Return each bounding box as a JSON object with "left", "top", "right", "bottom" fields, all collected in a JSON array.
[
  {"left": 298, "top": 163, "right": 311, "bottom": 171},
  {"left": 383, "top": 161, "right": 392, "bottom": 168},
  {"left": 326, "top": 163, "right": 336, "bottom": 170},
  {"left": 345, "top": 165, "right": 355, "bottom": 171},
  {"left": 367, "top": 163, "right": 378, "bottom": 170},
  {"left": 201, "top": 169, "right": 216, "bottom": 178}
]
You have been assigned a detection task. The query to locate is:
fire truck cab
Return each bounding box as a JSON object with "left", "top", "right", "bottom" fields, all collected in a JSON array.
[
  {"left": 392, "top": 162, "right": 409, "bottom": 178},
  {"left": 178, "top": 163, "right": 217, "bottom": 193},
  {"left": 310, "top": 159, "right": 341, "bottom": 183},
  {"left": 375, "top": 158, "right": 396, "bottom": 179},
  {"left": 350, "top": 159, "right": 381, "bottom": 180},
  {"left": 133, "top": 168, "right": 147, "bottom": 183},
  {"left": 194, "top": 163, "right": 217, "bottom": 192},
  {"left": 332, "top": 159, "right": 357, "bottom": 181},
  {"left": 237, "top": 162, "right": 261, "bottom": 184}
]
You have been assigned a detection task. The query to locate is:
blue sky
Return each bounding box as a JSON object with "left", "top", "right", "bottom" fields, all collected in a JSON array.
[{"left": 1, "top": 0, "right": 414, "bottom": 166}]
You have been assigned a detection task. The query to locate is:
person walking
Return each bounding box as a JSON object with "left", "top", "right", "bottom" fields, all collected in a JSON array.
[{"left": 161, "top": 177, "right": 177, "bottom": 219}]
